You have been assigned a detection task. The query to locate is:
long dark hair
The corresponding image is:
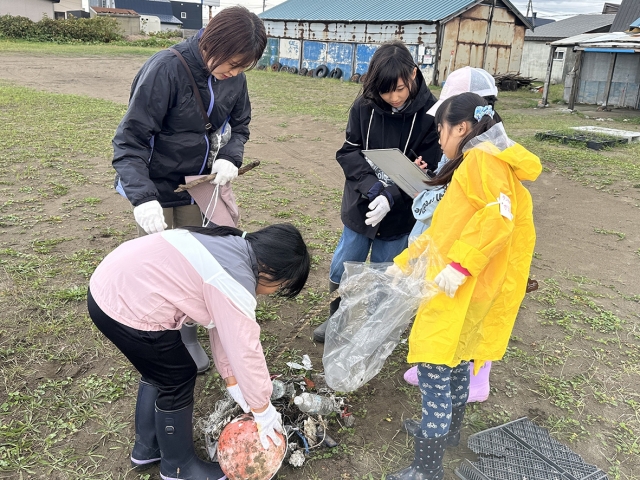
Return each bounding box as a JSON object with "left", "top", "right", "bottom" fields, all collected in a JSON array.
[
  {"left": 199, "top": 6, "right": 267, "bottom": 73},
  {"left": 361, "top": 40, "right": 418, "bottom": 107},
  {"left": 181, "top": 224, "right": 310, "bottom": 298},
  {"left": 428, "top": 92, "right": 498, "bottom": 186}
]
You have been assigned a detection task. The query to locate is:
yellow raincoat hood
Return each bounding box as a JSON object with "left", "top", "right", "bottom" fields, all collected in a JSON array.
[{"left": 395, "top": 124, "right": 541, "bottom": 368}]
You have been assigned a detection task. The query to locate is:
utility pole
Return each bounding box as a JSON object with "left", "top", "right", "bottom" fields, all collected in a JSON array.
[
  {"left": 526, "top": 0, "right": 535, "bottom": 29},
  {"left": 263, "top": 0, "right": 266, "bottom": 12}
]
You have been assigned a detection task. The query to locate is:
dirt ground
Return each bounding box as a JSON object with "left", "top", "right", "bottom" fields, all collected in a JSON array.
[{"left": 1, "top": 52, "right": 639, "bottom": 480}]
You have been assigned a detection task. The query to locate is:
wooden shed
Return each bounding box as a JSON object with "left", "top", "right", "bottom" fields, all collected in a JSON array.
[{"left": 258, "top": 0, "right": 532, "bottom": 84}]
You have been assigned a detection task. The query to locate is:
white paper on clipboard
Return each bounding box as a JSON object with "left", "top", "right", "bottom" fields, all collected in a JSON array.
[{"left": 362, "top": 148, "right": 431, "bottom": 198}]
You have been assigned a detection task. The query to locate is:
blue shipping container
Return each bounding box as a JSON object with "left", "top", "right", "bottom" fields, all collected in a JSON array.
[
  {"left": 301, "top": 40, "right": 328, "bottom": 72},
  {"left": 326, "top": 42, "right": 353, "bottom": 80},
  {"left": 259, "top": 37, "right": 279, "bottom": 67},
  {"left": 355, "top": 44, "right": 379, "bottom": 76}
]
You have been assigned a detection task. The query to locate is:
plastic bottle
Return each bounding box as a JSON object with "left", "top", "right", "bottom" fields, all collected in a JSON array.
[
  {"left": 271, "top": 379, "right": 296, "bottom": 400},
  {"left": 293, "top": 392, "right": 338, "bottom": 415}
]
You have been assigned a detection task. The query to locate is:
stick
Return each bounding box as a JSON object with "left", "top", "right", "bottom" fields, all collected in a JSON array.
[{"left": 174, "top": 160, "right": 260, "bottom": 192}]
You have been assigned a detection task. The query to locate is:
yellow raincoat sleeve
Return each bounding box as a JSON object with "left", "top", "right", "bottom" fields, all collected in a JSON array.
[{"left": 447, "top": 150, "right": 515, "bottom": 277}]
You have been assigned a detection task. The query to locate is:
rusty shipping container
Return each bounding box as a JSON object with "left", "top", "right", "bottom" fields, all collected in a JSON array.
[{"left": 258, "top": 1, "right": 530, "bottom": 85}]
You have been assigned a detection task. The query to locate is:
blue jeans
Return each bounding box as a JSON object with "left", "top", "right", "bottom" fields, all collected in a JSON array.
[
  {"left": 329, "top": 226, "right": 409, "bottom": 284},
  {"left": 418, "top": 362, "right": 470, "bottom": 438}
]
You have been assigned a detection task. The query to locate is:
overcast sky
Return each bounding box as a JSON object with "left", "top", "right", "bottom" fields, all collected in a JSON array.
[
  {"left": 510, "top": 1, "right": 610, "bottom": 19},
  {"left": 81, "top": 0, "right": 612, "bottom": 24},
  {"left": 237, "top": 0, "right": 612, "bottom": 20}
]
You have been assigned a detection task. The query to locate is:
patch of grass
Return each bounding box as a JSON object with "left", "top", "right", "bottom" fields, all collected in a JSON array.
[
  {"left": 612, "top": 422, "right": 640, "bottom": 455},
  {"left": 0, "top": 38, "right": 165, "bottom": 56},
  {"left": 246, "top": 70, "right": 358, "bottom": 126},
  {"left": 32, "top": 238, "right": 69, "bottom": 254},
  {"left": 275, "top": 133, "right": 302, "bottom": 142},
  {"left": 537, "top": 374, "right": 587, "bottom": 411},
  {"left": 51, "top": 285, "right": 87, "bottom": 302},
  {"left": 594, "top": 228, "right": 626, "bottom": 240},
  {"left": 256, "top": 300, "right": 281, "bottom": 322}
]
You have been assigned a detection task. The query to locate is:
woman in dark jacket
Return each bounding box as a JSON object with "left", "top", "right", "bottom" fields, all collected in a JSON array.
[
  {"left": 314, "top": 40, "right": 442, "bottom": 343},
  {"left": 112, "top": 8, "right": 266, "bottom": 372}
]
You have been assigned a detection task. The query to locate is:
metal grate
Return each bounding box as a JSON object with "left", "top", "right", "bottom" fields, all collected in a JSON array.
[{"left": 455, "top": 418, "right": 608, "bottom": 480}]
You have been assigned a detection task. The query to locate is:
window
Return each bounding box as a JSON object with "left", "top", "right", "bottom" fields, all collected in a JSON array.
[
  {"left": 181, "top": 12, "right": 187, "bottom": 19},
  {"left": 553, "top": 50, "right": 565, "bottom": 61}
]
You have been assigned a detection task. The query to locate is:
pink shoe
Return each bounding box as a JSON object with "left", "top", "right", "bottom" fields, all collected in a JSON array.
[
  {"left": 467, "top": 361, "right": 492, "bottom": 402},
  {"left": 403, "top": 365, "right": 419, "bottom": 386}
]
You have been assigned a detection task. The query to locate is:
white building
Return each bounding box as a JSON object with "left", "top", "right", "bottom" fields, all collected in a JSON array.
[
  {"left": 0, "top": 0, "right": 58, "bottom": 21},
  {"left": 521, "top": 14, "right": 615, "bottom": 82}
]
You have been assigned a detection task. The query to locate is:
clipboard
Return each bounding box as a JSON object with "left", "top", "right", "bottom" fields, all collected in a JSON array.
[{"left": 362, "top": 148, "right": 431, "bottom": 197}]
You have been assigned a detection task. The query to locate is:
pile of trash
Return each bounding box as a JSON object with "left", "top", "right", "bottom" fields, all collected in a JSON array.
[{"left": 199, "top": 355, "right": 355, "bottom": 470}]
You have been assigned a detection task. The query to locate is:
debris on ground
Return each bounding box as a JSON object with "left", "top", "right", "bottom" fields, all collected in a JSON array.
[
  {"left": 535, "top": 130, "right": 628, "bottom": 151},
  {"left": 288, "top": 449, "right": 306, "bottom": 467},
  {"left": 286, "top": 354, "right": 313, "bottom": 371},
  {"left": 200, "top": 356, "right": 354, "bottom": 472},
  {"left": 199, "top": 394, "right": 241, "bottom": 460},
  {"left": 571, "top": 126, "right": 640, "bottom": 143},
  {"left": 494, "top": 73, "right": 535, "bottom": 91}
]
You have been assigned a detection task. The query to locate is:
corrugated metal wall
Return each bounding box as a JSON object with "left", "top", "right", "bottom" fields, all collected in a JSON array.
[
  {"left": 259, "top": 9, "right": 524, "bottom": 84},
  {"left": 260, "top": 20, "right": 438, "bottom": 81},
  {"left": 262, "top": 21, "right": 437, "bottom": 44},
  {"left": 438, "top": 4, "right": 524, "bottom": 81},
  {"left": 278, "top": 39, "right": 301, "bottom": 69},
  {"left": 577, "top": 52, "right": 640, "bottom": 109},
  {"left": 259, "top": 38, "right": 279, "bottom": 67}
]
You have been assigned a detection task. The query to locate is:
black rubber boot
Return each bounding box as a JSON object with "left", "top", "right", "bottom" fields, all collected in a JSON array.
[
  {"left": 403, "top": 404, "right": 466, "bottom": 447},
  {"left": 402, "top": 418, "right": 421, "bottom": 437},
  {"left": 445, "top": 404, "right": 466, "bottom": 447},
  {"left": 180, "top": 322, "right": 210, "bottom": 374},
  {"left": 386, "top": 434, "right": 446, "bottom": 480},
  {"left": 155, "top": 403, "right": 225, "bottom": 480},
  {"left": 313, "top": 281, "right": 340, "bottom": 343},
  {"left": 130, "top": 380, "right": 161, "bottom": 471}
]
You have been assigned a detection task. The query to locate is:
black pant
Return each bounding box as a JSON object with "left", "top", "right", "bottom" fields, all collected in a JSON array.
[{"left": 88, "top": 288, "right": 197, "bottom": 410}]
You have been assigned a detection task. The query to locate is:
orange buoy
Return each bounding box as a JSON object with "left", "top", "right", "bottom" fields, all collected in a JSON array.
[{"left": 217, "top": 414, "right": 286, "bottom": 480}]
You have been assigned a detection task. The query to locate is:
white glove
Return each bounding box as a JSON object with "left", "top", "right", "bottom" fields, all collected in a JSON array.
[
  {"left": 227, "top": 384, "right": 251, "bottom": 413},
  {"left": 365, "top": 195, "right": 391, "bottom": 227},
  {"left": 133, "top": 200, "right": 166, "bottom": 234},
  {"left": 385, "top": 264, "right": 403, "bottom": 287},
  {"left": 252, "top": 403, "right": 284, "bottom": 450},
  {"left": 210, "top": 159, "right": 238, "bottom": 186},
  {"left": 434, "top": 264, "right": 468, "bottom": 298}
]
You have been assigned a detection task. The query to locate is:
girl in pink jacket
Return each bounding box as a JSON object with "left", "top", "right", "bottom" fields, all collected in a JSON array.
[{"left": 88, "top": 224, "right": 310, "bottom": 480}]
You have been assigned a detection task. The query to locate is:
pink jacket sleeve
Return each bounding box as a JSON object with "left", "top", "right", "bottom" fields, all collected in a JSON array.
[{"left": 203, "top": 283, "right": 272, "bottom": 409}]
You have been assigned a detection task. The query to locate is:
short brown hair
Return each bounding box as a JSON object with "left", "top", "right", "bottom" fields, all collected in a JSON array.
[{"left": 199, "top": 6, "right": 267, "bottom": 72}]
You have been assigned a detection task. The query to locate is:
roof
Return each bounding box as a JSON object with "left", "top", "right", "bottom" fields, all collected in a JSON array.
[
  {"left": 525, "top": 14, "right": 615, "bottom": 41},
  {"left": 602, "top": 3, "right": 620, "bottom": 14},
  {"left": 259, "top": 0, "right": 531, "bottom": 28},
  {"left": 551, "top": 30, "right": 640, "bottom": 49},
  {"left": 114, "top": 0, "right": 182, "bottom": 25},
  {"left": 526, "top": 16, "right": 556, "bottom": 28},
  {"left": 549, "top": 33, "right": 609, "bottom": 46},
  {"left": 610, "top": 0, "right": 640, "bottom": 31},
  {"left": 91, "top": 6, "right": 139, "bottom": 16},
  {"left": 154, "top": 13, "right": 183, "bottom": 24},
  {"left": 632, "top": 17, "right": 640, "bottom": 28}
]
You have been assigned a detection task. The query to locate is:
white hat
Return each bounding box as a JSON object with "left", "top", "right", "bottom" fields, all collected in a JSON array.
[{"left": 427, "top": 66, "right": 498, "bottom": 116}]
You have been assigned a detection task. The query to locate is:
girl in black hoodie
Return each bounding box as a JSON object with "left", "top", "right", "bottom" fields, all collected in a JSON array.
[{"left": 314, "top": 40, "right": 442, "bottom": 343}]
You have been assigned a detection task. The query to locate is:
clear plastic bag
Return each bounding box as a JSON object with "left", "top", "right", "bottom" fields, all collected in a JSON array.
[{"left": 322, "top": 235, "right": 444, "bottom": 392}]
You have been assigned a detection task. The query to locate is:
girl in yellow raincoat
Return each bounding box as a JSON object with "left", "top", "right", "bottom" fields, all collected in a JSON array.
[{"left": 386, "top": 92, "right": 541, "bottom": 480}]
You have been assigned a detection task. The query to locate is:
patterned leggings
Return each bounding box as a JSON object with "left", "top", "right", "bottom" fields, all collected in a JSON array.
[{"left": 418, "top": 362, "right": 470, "bottom": 438}]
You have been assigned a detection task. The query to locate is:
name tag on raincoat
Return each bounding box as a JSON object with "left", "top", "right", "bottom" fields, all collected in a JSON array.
[{"left": 499, "top": 193, "right": 513, "bottom": 220}]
